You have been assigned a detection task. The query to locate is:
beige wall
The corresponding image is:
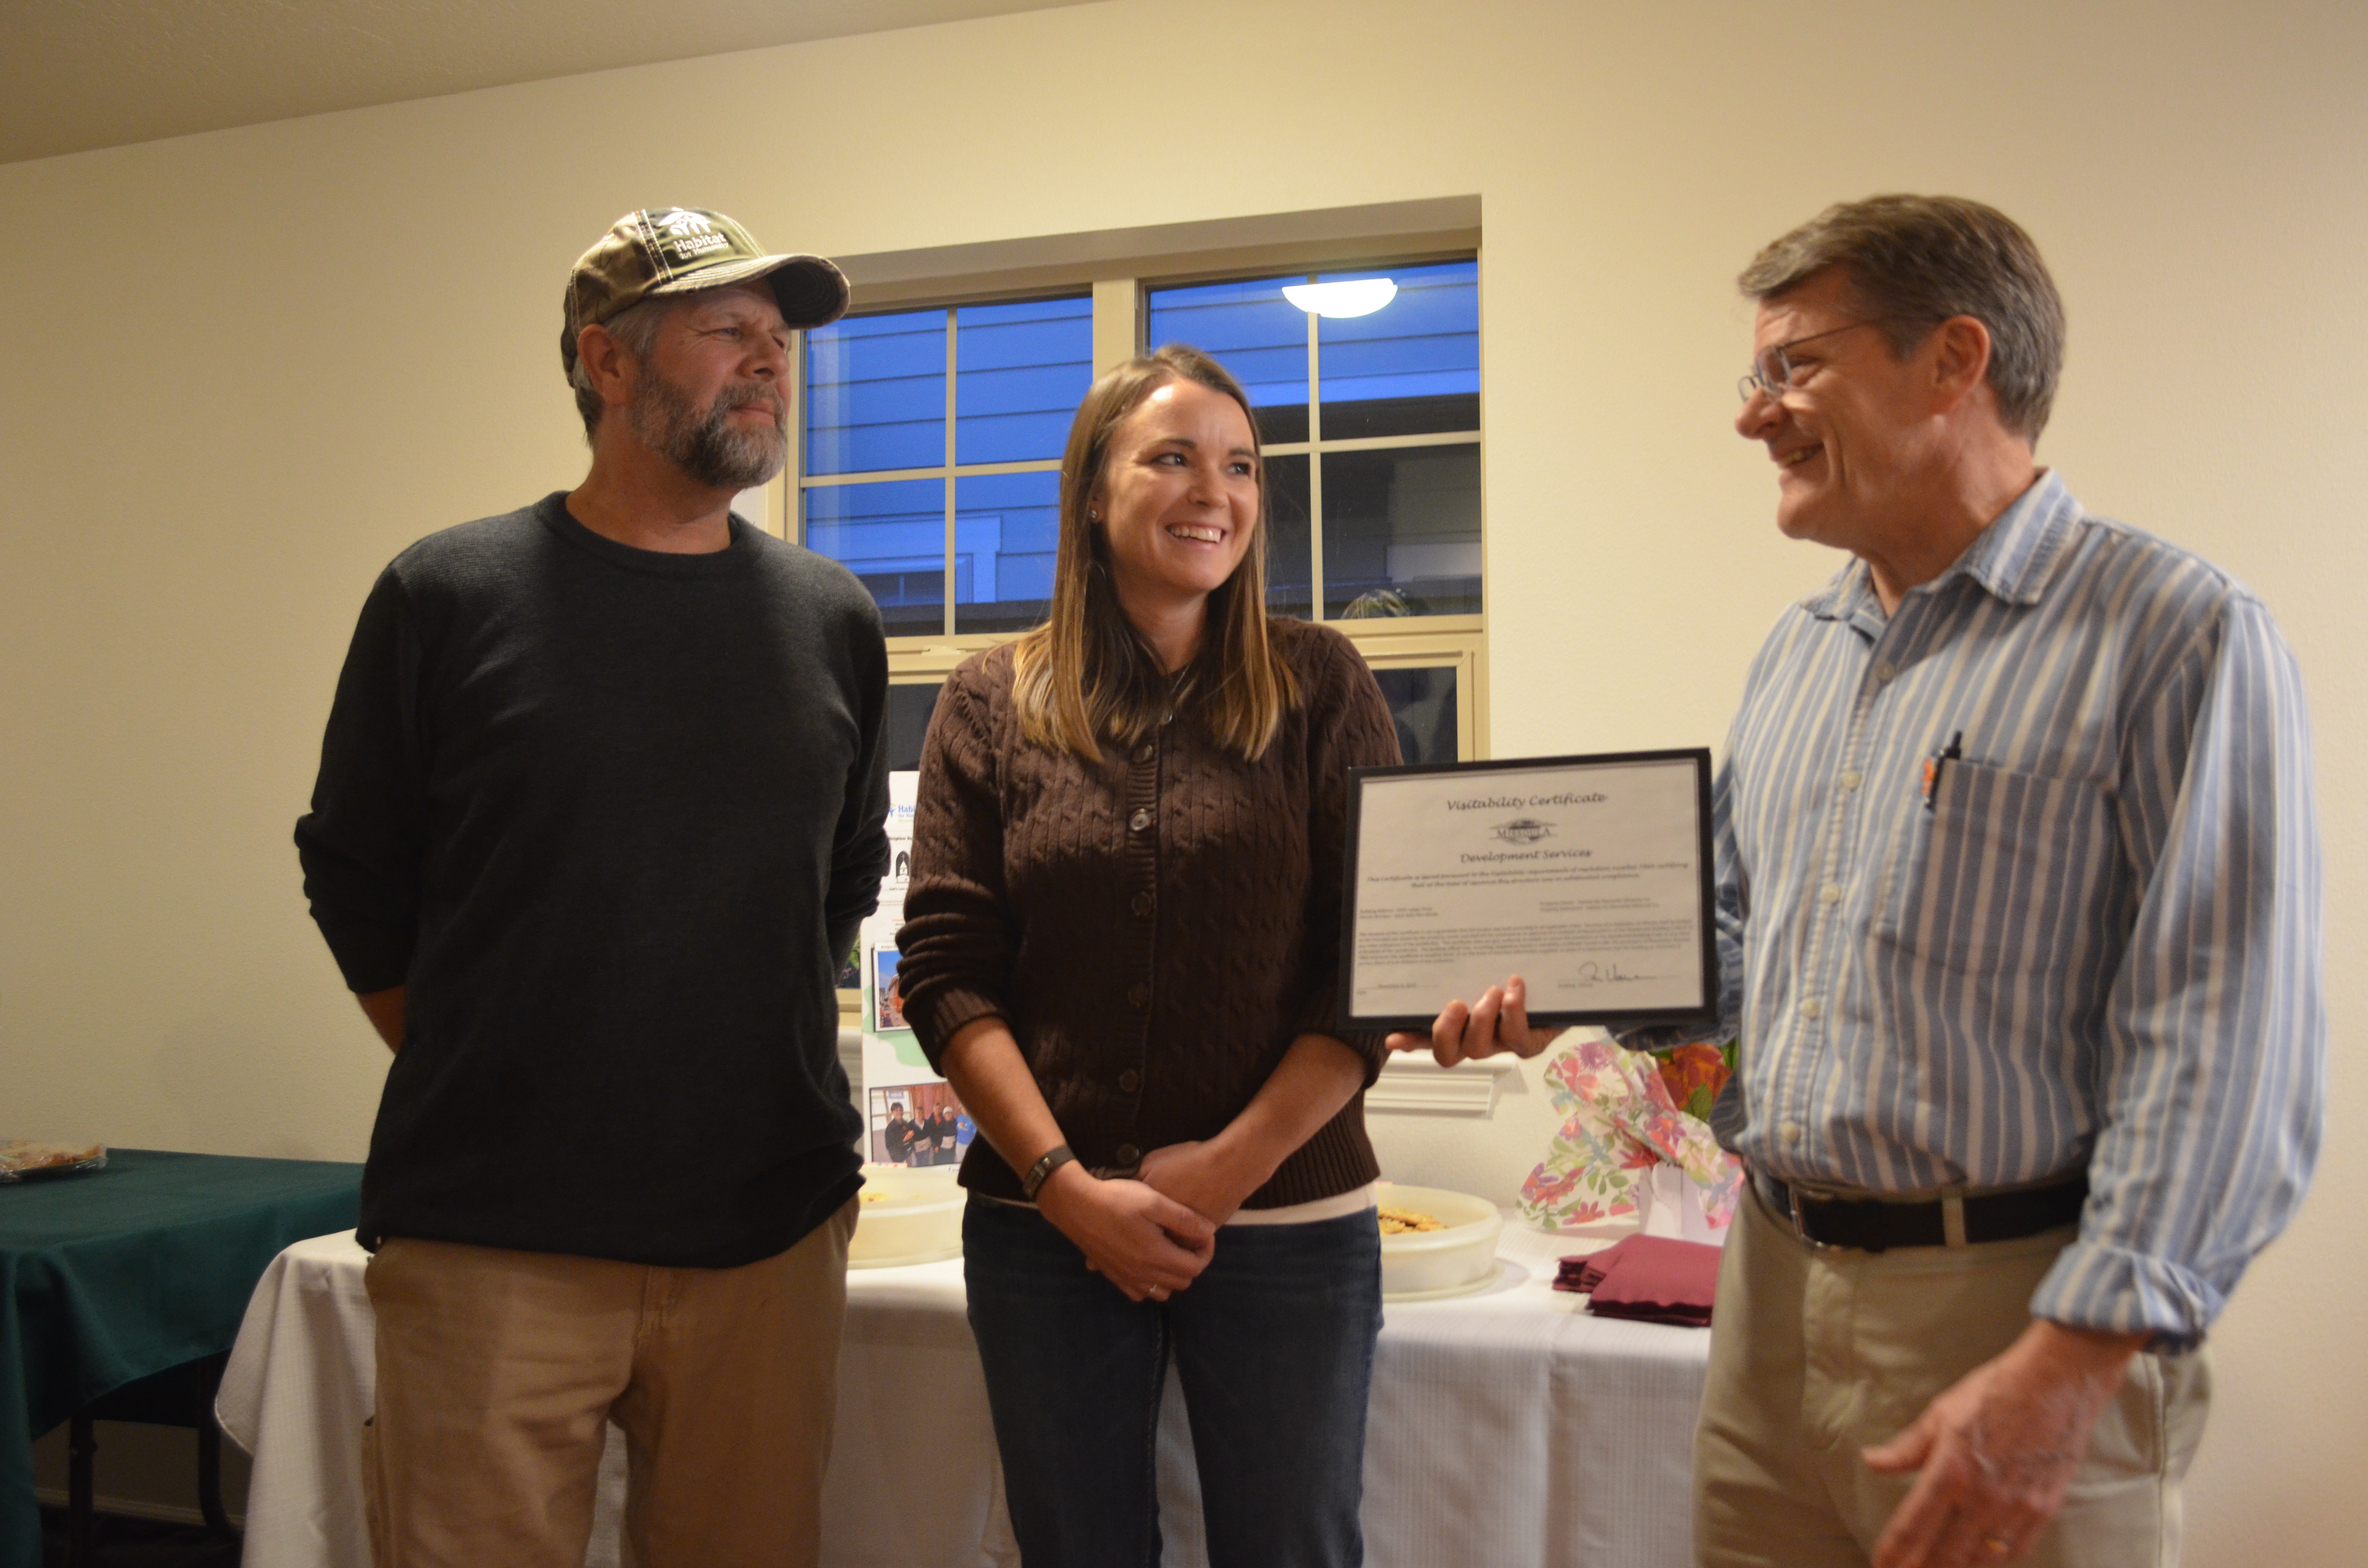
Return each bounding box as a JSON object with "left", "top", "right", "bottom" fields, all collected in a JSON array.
[{"left": 3, "top": 0, "right": 2361, "bottom": 1556}]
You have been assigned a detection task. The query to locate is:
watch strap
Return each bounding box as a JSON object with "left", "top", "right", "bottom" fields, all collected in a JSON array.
[{"left": 1021, "top": 1143, "right": 1077, "bottom": 1201}]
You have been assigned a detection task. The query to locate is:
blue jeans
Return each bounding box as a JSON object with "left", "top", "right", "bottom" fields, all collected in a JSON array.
[{"left": 962, "top": 1197, "right": 1382, "bottom": 1568}]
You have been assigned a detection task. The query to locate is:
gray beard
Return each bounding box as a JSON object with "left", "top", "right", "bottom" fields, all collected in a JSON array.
[{"left": 629, "top": 370, "right": 788, "bottom": 491}]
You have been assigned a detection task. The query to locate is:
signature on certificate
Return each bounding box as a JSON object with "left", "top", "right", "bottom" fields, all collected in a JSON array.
[{"left": 1572, "top": 961, "right": 1661, "bottom": 987}]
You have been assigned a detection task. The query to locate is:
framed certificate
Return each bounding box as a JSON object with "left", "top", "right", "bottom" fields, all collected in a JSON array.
[{"left": 1339, "top": 749, "right": 1717, "bottom": 1030}]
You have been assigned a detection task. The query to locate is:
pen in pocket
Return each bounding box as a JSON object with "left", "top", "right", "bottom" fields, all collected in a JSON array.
[{"left": 1921, "top": 731, "right": 1964, "bottom": 812}]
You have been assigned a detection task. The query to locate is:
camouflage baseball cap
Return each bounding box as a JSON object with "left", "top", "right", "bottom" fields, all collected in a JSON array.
[{"left": 561, "top": 208, "right": 850, "bottom": 375}]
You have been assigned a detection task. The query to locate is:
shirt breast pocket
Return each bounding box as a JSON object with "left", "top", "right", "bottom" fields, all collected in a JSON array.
[{"left": 1878, "top": 759, "right": 2108, "bottom": 981}]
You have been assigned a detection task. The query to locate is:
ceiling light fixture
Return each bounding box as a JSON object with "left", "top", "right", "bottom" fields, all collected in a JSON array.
[{"left": 1283, "top": 278, "right": 1397, "bottom": 318}]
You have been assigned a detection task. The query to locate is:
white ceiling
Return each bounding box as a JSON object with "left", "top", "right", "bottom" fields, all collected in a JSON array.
[{"left": 0, "top": 0, "right": 1085, "bottom": 164}]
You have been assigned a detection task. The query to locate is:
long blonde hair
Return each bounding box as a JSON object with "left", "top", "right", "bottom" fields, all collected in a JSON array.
[{"left": 1012, "top": 344, "right": 1298, "bottom": 762}]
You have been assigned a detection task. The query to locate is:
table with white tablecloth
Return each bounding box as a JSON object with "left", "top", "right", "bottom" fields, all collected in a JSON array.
[{"left": 217, "top": 1218, "right": 1710, "bottom": 1568}]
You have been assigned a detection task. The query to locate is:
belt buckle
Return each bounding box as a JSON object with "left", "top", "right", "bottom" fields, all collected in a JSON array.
[{"left": 1785, "top": 1181, "right": 1840, "bottom": 1252}]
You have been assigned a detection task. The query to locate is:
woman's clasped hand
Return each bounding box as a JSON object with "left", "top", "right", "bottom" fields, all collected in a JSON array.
[{"left": 1033, "top": 1158, "right": 1215, "bottom": 1302}]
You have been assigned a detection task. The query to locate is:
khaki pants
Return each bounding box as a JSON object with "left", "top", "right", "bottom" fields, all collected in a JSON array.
[
  {"left": 363, "top": 1200, "right": 857, "bottom": 1568},
  {"left": 1694, "top": 1184, "right": 2210, "bottom": 1568}
]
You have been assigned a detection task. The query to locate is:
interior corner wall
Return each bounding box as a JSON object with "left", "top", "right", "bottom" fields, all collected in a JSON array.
[{"left": 2, "top": 1, "right": 2361, "bottom": 1559}]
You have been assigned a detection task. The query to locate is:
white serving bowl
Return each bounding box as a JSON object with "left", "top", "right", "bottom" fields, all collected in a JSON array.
[
  {"left": 849, "top": 1163, "right": 964, "bottom": 1268},
  {"left": 1376, "top": 1183, "right": 1504, "bottom": 1301}
]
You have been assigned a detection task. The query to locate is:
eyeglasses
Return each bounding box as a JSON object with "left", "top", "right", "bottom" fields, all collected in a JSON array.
[{"left": 1738, "top": 320, "right": 1887, "bottom": 404}]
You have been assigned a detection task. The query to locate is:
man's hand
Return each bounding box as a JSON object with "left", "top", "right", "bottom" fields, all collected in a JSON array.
[
  {"left": 1035, "top": 1163, "right": 1217, "bottom": 1303},
  {"left": 1137, "top": 1139, "right": 1264, "bottom": 1227},
  {"left": 1863, "top": 1318, "right": 2146, "bottom": 1567},
  {"left": 1386, "top": 974, "right": 1566, "bottom": 1066}
]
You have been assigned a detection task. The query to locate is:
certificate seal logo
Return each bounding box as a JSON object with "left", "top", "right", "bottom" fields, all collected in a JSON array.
[{"left": 1491, "top": 817, "right": 1554, "bottom": 845}]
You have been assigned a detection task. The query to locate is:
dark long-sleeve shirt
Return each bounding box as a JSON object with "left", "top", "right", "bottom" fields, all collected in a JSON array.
[
  {"left": 296, "top": 493, "right": 889, "bottom": 1267},
  {"left": 895, "top": 620, "right": 1400, "bottom": 1208}
]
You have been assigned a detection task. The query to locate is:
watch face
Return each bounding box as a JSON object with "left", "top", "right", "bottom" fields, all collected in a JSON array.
[{"left": 1024, "top": 1146, "right": 1070, "bottom": 1198}]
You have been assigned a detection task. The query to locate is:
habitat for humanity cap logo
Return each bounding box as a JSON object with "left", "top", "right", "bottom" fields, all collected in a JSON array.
[
  {"left": 649, "top": 208, "right": 731, "bottom": 265},
  {"left": 1491, "top": 817, "right": 1554, "bottom": 845}
]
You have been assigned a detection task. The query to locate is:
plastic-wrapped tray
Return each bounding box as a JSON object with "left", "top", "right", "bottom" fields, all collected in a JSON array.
[
  {"left": 1376, "top": 1183, "right": 1504, "bottom": 1300},
  {"left": 0, "top": 1140, "right": 108, "bottom": 1183},
  {"left": 850, "top": 1163, "right": 964, "bottom": 1267}
]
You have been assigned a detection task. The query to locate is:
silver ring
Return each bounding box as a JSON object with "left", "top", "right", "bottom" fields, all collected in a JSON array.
[{"left": 1148, "top": 1285, "right": 1169, "bottom": 1301}]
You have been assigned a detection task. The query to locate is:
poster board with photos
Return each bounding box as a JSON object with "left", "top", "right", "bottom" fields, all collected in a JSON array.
[{"left": 860, "top": 772, "right": 977, "bottom": 1168}]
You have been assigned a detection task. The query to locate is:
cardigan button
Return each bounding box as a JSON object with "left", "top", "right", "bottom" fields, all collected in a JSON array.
[
  {"left": 1119, "top": 1068, "right": 1141, "bottom": 1093},
  {"left": 1129, "top": 808, "right": 1151, "bottom": 832},
  {"left": 1131, "top": 892, "right": 1154, "bottom": 918},
  {"left": 1126, "top": 983, "right": 1151, "bottom": 1008},
  {"left": 1115, "top": 1143, "right": 1141, "bottom": 1166},
  {"left": 1133, "top": 743, "right": 1155, "bottom": 763}
]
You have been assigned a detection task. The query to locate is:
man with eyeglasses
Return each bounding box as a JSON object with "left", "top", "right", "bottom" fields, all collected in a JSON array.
[{"left": 1692, "top": 195, "right": 2321, "bottom": 1568}]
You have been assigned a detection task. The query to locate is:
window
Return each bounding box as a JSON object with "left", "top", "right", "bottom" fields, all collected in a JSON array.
[
  {"left": 801, "top": 298, "right": 1092, "bottom": 635},
  {"left": 1145, "top": 260, "right": 1481, "bottom": 620},
  {"left": 790, "top": 250, "right": 1486, "bottom": 770}
]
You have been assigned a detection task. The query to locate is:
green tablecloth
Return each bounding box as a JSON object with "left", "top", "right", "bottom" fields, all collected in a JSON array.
[{"left": 0, "top": 1148, "right": 361, "bottom": 1568}]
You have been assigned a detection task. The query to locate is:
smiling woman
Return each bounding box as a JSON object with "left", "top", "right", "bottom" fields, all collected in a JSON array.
[
  {"left": 1089, "top": 377, "right": 1260, "bottom": 655},
  {"left": 1012, "top": 346, "right": 1294, "bottom": 762},
  {"left": 892, "top": 343, "right": 1405, "bottom": 1568}
]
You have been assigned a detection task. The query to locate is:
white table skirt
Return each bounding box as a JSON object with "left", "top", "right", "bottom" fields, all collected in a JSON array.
[{"left": 218, "top": 1219, "right": 1707, "bottom": 1568}]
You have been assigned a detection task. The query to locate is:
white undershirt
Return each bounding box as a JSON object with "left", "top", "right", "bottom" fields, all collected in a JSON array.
[{"left": 1221, "top": 1183, "right": 1377, "bottom": 1226}]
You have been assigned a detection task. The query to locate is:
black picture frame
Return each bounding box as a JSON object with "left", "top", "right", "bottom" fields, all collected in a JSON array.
[{"left": 1337, "top": 747, "right": 1719, "bottom": 1032}]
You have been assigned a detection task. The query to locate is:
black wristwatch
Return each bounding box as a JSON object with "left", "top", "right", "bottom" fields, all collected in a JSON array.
[{"left": 1021, "top": 1143, "right": 1077, "bottom": 1201}]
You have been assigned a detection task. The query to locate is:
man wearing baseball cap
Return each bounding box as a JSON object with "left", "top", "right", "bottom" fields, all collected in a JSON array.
[{"left": 296, "top": 208, "right": 888, "bottom": 1567}]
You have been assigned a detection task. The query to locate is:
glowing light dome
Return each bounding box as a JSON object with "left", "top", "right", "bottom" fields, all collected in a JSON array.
[{"left": 1282, "top": 278, "right": 1397, "bottom": 318}]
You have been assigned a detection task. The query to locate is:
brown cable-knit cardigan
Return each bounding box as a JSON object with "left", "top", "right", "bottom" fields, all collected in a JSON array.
[{"left": 896, "top": 619, "right": 1402, "bottom": 1208}]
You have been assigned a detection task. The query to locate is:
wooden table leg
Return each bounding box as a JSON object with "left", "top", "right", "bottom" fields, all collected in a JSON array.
[
  {"left": 67, "top": 1408, "right": 96, "bottom": 1568},
  {"left": 197, "top": 1413, "right": 234, "bottom": 1536}
]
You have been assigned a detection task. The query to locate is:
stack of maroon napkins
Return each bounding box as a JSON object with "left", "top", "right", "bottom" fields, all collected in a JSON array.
[{"left": 1552, "top": 1235, "right": 1721, "bottom": 1327}]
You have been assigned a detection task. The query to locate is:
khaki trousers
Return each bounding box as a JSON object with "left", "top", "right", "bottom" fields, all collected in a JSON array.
[
  {"left": 1694, "top": 1185, "right": 2210, "bottom": 1568},
  {"left": 363, "top": 1200, "right": 857, "bottom": 1568}
]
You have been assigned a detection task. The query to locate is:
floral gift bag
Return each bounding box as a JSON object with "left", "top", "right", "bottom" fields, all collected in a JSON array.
[{"left": 1518, "top": 1038, "right": 1743, "bottom": 1231}]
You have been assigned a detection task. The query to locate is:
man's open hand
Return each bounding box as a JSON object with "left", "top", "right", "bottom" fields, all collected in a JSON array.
[
  {"left": 1863, "top": 1318, "right": 2146, "bottom": 1567},
  {"left": 1385, "top": 974, "right": 1566, "bottom": 1066}
]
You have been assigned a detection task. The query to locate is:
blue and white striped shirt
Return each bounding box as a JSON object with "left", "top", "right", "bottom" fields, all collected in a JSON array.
[{"left": 1652, "top": 471, "right": 2322, "bottom": 1344}]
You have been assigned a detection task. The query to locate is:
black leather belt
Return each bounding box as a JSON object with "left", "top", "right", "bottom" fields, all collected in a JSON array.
[{"left": 1755, "top": 1168, "right": 2087, "bottom": 1253}]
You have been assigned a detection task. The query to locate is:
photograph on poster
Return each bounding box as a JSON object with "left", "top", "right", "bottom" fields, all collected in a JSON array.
[
  {"left": 873, "top": 946, "right": 908, "bottom": 1033},
  {"left": 869, "top": 1082, "right": 972, "bottom": 1168}
]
